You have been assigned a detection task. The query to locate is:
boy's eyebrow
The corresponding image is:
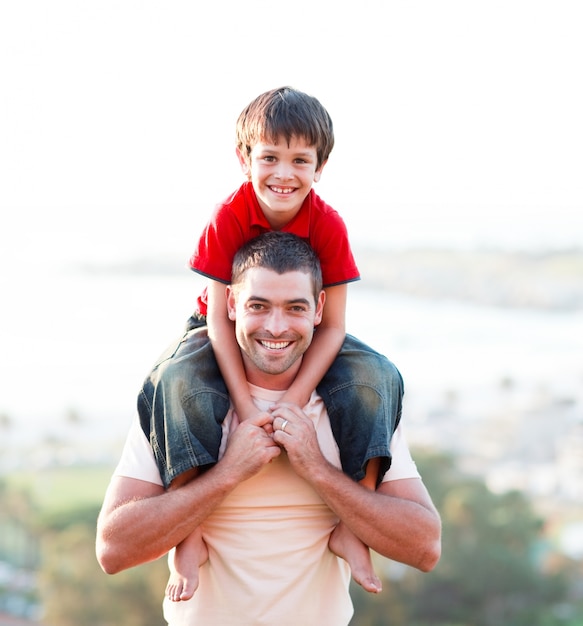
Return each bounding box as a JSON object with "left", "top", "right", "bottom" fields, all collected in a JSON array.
[{"left": 256, "top": 145, "right": 315, "bottom": 157}]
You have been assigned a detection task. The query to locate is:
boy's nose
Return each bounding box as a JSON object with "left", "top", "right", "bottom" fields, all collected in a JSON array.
[{"left": 275, "top": 162, "right": 293, "bottom": 180}]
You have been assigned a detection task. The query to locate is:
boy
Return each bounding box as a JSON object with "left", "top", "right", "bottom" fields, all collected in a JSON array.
[{"left": 138, "top": 87, "right": 402, "bottom": 602}]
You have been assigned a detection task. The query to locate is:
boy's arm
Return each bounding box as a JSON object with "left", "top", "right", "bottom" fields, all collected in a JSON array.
[
  {"left": 206, "top": 279, "right": 260, "bottom": 421},
  {"left": 281, "top": 283, "right": 347, "bottom": 407}
]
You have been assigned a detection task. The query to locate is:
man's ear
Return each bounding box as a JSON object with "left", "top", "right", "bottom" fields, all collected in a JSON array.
[
  {"left": 313, "top": 290, "right": 326, "bottom": 326},
  {"left": 236, "top": 147, "right": 251, "bottom": 178},
  {"left": 226, "top": 285, "right": 237, "bottom": 320}
]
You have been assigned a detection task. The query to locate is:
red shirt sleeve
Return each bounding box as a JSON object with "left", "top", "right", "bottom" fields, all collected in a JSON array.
[
  {"left": 190, "top": 203, "right": 247, "bottom": 283},
  {"left": 189, "top": 183, "right": 271, "bottom": 283},
  {"left": 302, "top": 192, "right": 360, "bottom": 287}
]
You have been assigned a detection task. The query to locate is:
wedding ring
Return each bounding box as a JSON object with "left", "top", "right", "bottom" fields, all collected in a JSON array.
[{"left": 281, "top": 419, "right": 289, "bottom": 433}]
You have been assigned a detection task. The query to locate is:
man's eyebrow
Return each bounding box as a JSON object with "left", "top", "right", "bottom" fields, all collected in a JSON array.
[
  {"left": 286, "top": 297, "right": 311, "bottom": 306},
  {"left": 247, "top": 295, "right": 311, "bottom": 306}
]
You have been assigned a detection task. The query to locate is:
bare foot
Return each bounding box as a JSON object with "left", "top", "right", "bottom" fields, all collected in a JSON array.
[
  {"left": 166, "top": 527, "right": 209, "bottom": 602},
  {"left": 329, "top": 522, "right": 382, "bottom": 593}
]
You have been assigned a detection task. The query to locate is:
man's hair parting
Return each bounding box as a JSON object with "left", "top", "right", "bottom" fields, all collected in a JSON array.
[{"left": 231, "top": 231, "right": 323, "bottom": 300}]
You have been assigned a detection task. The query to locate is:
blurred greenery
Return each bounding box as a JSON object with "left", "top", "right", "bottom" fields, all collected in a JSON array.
[
  {"left": 1, "top": 452, "right": 582, "bottom": 625},
  {"left": 8, "top": 466, "right": 112, "bottom": 517},
  {"left": 39, "top": 523, "right": 168, "bottom": 626},
  {"left": 1, "top": 468, "right": 168, "bottom": 625},
  {"left": 351, "top": 451, "right": 583, "bottom": 625}
]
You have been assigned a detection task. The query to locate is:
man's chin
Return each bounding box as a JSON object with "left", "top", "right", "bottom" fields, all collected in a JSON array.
[
  {"left": 255, "top": 354, "right": 299, "bottom": 376},
  {"left": 259, "top": 361, "right": 291, "bottom": 376}
]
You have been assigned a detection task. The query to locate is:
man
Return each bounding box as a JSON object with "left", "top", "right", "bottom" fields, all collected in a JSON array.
[{"left": 96, "top": 232, "right": 441, "bottom": 625}]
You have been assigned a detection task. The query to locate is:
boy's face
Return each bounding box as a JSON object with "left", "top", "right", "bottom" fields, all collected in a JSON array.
[{"left": 237, "top": 136, "right": 327, "bottom": 229}]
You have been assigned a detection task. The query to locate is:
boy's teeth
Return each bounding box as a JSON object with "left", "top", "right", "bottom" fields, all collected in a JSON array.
[
  {"left": 262, "top": 340, "right": 290, "bottom": 350},
  {"left": 271, "top": 186, "right": 293, "bottom": 194}
]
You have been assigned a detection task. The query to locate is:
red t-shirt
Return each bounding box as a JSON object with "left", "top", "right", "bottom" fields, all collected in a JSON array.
[{"left": 189, "top": 181, "right": 360, "bottom": 316}]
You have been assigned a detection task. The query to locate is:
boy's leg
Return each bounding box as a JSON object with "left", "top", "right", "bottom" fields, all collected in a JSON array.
[
  {"left": 138, "top": 326, "right": 230, "bottom": 489},
  {"left": 320, "top": 336, "right": 402, "bottom": 592},
  {"left": 167, "top": 527, "right": 209, "bottom": 602},
  {"left": 317, "top": 334, "right": 404, "bottom": 485},
  {"left": 139, "top": 323, "right": 220, "bottom": 600},
  {"left": 165, "top": 468, "right": 209, "bottom": 602},
  {"left": 328, "top": 458, "right": 382, "bottom": 593}
]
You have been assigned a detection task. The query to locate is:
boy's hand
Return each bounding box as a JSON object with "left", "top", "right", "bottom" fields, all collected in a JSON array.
[
  {"left": 259, "top": 410, "right": 275, "bottom": 435},
  {"left": 253, "top": 409, "right": 275, "bottom": 435},
  {"left": 238, "top": 407, "right": 275, "bottom": 435}
]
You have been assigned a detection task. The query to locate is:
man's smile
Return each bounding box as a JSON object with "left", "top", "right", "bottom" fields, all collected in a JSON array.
[{"left": 259, "top": 339, "right": 292, "bottom": 350}]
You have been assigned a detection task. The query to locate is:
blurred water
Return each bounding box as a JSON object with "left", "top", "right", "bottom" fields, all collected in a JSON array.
[{"left": 1, "top": 265, "right": 581, "bottom": 452}]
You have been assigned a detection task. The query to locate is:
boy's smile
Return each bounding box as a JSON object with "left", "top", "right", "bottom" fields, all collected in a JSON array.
[{"left": 238, "top": 137, "right": 326, "bottom": 229}]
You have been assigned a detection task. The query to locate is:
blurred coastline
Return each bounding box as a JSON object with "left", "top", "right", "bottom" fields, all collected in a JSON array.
[
  {"left": 1, "top": 245, "right": 581, "bottom": 532},
  {"left": 1, "top": 242, "right": 582, "bottom": 623}
]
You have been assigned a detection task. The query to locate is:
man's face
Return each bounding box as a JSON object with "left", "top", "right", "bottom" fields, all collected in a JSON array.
[{"left": 226, "top": 267, "right": 325, "bottom": 390}]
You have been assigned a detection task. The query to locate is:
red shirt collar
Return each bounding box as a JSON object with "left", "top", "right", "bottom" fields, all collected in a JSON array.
[{"left": 244, "top": 181, "right": 311, "bottom": 237}]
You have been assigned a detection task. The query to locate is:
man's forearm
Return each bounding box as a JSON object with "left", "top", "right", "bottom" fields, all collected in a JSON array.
[
  {"left": 96, "top": 463, "right": 238, "bottom": 574},
  {"left": 271, "top": 402, "right": 441, "bottom": 571},
  {"left": 309, "top": 462, "right": 441, "bottom": 571},
  {"left": 97, "top": 412, "right": 280, "bottom": 574}
]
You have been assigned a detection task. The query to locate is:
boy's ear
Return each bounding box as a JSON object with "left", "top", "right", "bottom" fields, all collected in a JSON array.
[
  {"left": 313, "top": 159, "right": 328, "bottom": 183},
  {"left": 236, "top": 147, "right": 251, "bottom": 178}
]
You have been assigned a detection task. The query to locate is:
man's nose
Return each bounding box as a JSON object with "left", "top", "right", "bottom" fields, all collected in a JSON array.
[{"left": 264, "top": 309, "right": 288, "bottom": 335}]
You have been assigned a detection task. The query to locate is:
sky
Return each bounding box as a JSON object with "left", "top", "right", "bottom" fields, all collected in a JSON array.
[
  {"left": 1, "top": 0, "right": 583, "bottom": 261},
  {"left": 0, "top": 0, "right": 582, "bottom": 445}
]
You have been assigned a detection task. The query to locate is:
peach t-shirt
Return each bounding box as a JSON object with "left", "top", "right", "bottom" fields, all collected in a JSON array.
[{"left": 114, "top": 385, "right": 419, "bottom": 626}]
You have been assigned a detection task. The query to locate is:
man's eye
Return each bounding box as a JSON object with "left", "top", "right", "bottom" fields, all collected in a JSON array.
[{"left": 249, "top": 303, "right": 264, "bottom": 310}]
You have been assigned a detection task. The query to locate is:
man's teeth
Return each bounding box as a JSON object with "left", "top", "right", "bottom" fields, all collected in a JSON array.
[
  {"left": 261, "top": 340, "right": 290, "bottom": 350},
  {"left": 271, "top": 186, "right": 294, "bottom": 194}
]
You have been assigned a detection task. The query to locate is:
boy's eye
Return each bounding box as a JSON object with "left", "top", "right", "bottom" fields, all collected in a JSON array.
[{"left": 263, "top": 156, "right": 276, "bottom": 162}]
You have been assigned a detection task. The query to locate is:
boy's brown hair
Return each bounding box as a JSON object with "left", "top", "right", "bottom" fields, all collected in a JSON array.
[{"left": 236, "top": 86, "right": 334, "bottom": 170}]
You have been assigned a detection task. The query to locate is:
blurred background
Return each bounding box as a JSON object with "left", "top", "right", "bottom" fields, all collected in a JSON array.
[{"left": 1, "top": 1, "right": 582, "bottom": 624}]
